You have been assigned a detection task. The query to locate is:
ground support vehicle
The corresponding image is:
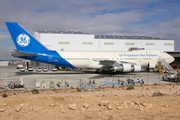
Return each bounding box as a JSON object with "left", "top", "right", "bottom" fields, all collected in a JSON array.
[
  {"left": 16, "top": 64, "right": 23, "bottom": 69},
  {"left": 57, "top": 80, "right": 69, "bottom": 88},
  {"left": 122, "top": 78, "right": 135, "bottom": 86},
  {"left": 78, "top": 79, "right": 96, "bottom": 88},
  {"left": 36, "top": 67, "right": 41, "bottom": 72},
  {"left": 6, "top": 81, "right": 25, "bottom": 89},
  {"left": 20, "top": 67, "right": 25, "bottom": 72},
  {"left": 162, "top": 72, "right": 176, "bottom": 82},
  {"left": 133, "top": 77, "right": 144, "bottom": 84},
  {"left": 51, "top": 68, "right": 57, "bottom": 71},
  {"left": 28, "top": 67, "right": 33, "bottom": 71},
  {"left": 43, "top": 68, "right": 48, "bottom": 72},
  {"left": 100, "top": 80, "right": 124, "bottom": 87},
  {"left": 79, "top": 83, "right": 95, "bottom": 88}
]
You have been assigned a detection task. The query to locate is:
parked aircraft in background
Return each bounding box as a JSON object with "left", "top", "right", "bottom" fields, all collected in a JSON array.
[{"left": 6, "top": 22, "right": 175, "bottom": 73}]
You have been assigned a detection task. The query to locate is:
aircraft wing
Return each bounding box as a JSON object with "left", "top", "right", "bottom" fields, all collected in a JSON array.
[
  {"left": 99, "top": 60, "right": 116, "bottom": 67},
  {"left": 9, "top": 50, "right": 40, "bottom": 57},
  {"left": 94, "top": 59, "right": 135, "bottom": 67}
]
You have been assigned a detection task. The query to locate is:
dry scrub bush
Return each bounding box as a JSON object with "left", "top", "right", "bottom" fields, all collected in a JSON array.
[
  {"left": 153, "top": 83, "right": 158, "bottom": 86},
  {"left": 126, "top": 85, "right": 134, "bottom": 90},
  {"left": 152, "top": 91, "right": 165, "bottom": 97},
  {"left": 70, "top": 86, "right": 74, "bottom": 89},
  {"left": 31, "top": 89, "right": 39, "bottom": 94},
  {"left": 76, "top": 87, "right": 81, "bottom": 92},
  {"left": 3, "top": 93, "right": 8, "bottom": 98}
]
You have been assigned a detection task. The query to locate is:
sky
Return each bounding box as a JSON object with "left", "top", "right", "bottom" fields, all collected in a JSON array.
[{"left": 0, "top": 0, "right": 180, "bottom": 60}]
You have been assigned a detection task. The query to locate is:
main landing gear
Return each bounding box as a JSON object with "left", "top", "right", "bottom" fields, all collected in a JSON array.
[{"left": 95, "top": 70, "right": 114, "bottom": 74}]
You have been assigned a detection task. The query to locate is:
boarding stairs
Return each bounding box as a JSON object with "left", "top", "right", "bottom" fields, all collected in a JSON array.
[
  {"left": 158, "top": 59, "right": 177, "bottom": 74},
  {"left": 160, "top": 59, "right": 173, "bottom": 70}
]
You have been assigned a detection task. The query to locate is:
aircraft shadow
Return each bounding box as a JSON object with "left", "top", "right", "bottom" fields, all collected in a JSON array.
[
  {"left": 15, "top": 71, "right": 141, "bottom": 79},
  {"left": 15, "top": 71, "right": 91, "bottom": 76}
]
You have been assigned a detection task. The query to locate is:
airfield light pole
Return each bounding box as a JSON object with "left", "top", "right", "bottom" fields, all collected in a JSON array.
[
  {"left": 50, "top": 77, "right": 51, "bottom": 89},
  {"left": 65, "top": 77, "right": 66, "bottom": 89},
  {"left": 159, "top": 74, "right": 160, "bottom": 85},
  {"left": 80, "top": 76, "right": 81, "bottom": 89},
  {"left": 34, "top": 77, "right": 35, "bottom": 88},
  {"left": 147, "top": 75, "right": 148, "bottom": 85}
]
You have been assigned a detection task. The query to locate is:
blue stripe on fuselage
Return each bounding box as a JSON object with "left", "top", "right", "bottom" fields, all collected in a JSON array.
[{"left": 14, "top": 50, "right": 75, "bottom": 68}]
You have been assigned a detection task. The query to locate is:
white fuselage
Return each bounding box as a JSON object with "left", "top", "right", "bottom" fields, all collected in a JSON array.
[{"left": 57, "top": 49, "right": 174, "bottom": 69}]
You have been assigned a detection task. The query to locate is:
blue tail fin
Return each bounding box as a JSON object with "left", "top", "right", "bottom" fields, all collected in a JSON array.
[{"left": 6, "top": 22, "right": 48, "bottom": 51}]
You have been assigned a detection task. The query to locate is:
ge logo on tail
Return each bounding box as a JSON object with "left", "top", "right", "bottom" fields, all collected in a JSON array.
[{"left": 16, "top": 33, "right": 30, "bottom": 47}]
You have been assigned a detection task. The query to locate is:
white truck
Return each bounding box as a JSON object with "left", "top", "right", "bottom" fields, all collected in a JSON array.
[{"left": 162, "top": 71, "right": 176, "bottom": 82}]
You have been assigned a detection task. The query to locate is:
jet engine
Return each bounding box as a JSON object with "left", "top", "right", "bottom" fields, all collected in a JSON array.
[{"left": 112, "top": 64, "right": 141, "bottom": 72}]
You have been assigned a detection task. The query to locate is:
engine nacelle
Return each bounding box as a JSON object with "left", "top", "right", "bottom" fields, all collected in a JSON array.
[
  {"left": 132, "top": 65, "right": 141, "bottom": 72},
  {"left": 113, "top": 66, "right": 123, "bottom": 72},
  {"left": 113, "top": 64, "right": 141, "bottom": 72}
]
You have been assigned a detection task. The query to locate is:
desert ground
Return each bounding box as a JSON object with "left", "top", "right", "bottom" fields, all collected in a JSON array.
[{"left": 0, "top": 84, "right": 180, "bottom": 120}]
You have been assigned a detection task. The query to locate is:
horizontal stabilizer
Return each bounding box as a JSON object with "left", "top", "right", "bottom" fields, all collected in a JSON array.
[{"left": 9, "top": 50, "right": 40, "bottom": 57}]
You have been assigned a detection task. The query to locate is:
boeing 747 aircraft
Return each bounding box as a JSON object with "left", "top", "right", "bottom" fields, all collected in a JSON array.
[{"left": 6, "top": 22, "right": 175, "bottom": 73}]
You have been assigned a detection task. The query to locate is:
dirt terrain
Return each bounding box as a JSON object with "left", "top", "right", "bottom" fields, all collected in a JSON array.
[{"left": 0, "top": 84, "right": 180, "bottom": 120}]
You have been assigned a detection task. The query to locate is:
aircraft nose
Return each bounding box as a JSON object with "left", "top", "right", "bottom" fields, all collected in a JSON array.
[
  {"left": 169, "top": 55, "right": 175, "bottom": 63},
  {"left": 171, "top": 56, "right": 175, "bottom": 62}
]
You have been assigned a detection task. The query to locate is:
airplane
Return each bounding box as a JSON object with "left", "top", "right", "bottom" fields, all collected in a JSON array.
[{"left": 6, "top": 22, "right": 175, "bottom": 73}]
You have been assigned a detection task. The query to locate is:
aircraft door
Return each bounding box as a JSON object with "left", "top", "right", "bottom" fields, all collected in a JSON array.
[
  {"left": 148, "top": 61, "right": 155, "bottom": 68},
  {"left": 48, "top": 56, "right": 52, "bottom": 62}
]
